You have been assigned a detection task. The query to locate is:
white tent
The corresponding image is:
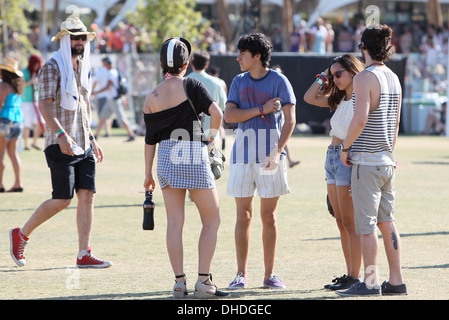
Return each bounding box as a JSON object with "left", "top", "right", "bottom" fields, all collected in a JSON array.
[
  {"left": 306, "top": 0, "right": 449, "bottom": 27},
  {"left": 28, "top": 0, "right": 139, "bottom": 28},
  {"left": 28, "top": 0, "right": 299, "bottom": 29}
]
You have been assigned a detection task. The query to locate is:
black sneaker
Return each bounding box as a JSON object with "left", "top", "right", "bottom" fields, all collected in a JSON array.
[
  {"left": 336, "top": 282, "right": 381, "bottom": 297},
  {"left": 324, "top": 274, "right": 347, "bottom": 289},
  {"left": 381, "top": 281, "right": 407, "bottom": 296},
  {"left": 328, "top": 275, "right": 360, "bottom": 291}
]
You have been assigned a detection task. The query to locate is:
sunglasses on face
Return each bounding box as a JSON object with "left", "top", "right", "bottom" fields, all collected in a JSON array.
[
  {"left": 70, "top": 34, "right": 87, "bottom": 41},
  {"left": 329, "top": 69, "right": 347, "bottom": 81}
]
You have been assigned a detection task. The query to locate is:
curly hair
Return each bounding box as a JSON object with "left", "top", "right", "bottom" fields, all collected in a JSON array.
[
  {"left": 360, "top": 24, "right": 395, "bottom": 62},
  {"left": 237, "top": 33, "right": 273, "bottom": 68},
  {"left": 323, "top": 54, "right": 364, "bottom": 111}
]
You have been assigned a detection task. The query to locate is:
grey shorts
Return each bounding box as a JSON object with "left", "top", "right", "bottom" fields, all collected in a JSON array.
[
  {"left": 351, "top": 164, "right": 396, "bottom": 234},
  {"left": 99, "top": 98, "right": 127, "bottom": 122}
]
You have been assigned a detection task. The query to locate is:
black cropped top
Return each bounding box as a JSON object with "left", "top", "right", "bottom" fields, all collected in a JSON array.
[{"left": 144, "top": 78, "right": 215, "bottom": 145}]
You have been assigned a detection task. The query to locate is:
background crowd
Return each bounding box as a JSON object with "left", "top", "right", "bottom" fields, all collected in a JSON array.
[{"left": 19, "top": 17, "right": 449, "bottom": 57}]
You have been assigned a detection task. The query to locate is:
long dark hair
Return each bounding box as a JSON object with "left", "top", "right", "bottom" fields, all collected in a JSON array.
[
  {"left": 1, "top": 70, "right": 23, "bottom": 95},
  {"left": 324, "top": 54, "right": 364, "bottom": 111}
]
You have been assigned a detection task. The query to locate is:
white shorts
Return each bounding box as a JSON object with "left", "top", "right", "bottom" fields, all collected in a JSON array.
[
  {"left": 22, "top": 102, "right": 41, "bottom": 128},
  {"left": 226, "top": 159, "right": 290, "bottom": 198}
]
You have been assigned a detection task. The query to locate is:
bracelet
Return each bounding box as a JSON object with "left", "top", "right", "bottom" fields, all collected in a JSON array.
[
  {"left": 89, "top": 135, "right": 95, "bottom": 140},
  {"left": 209, "top": 132, "right": 217, "bottom": 138},
  {"left": 56, "top": 129, "right": 65, "bottom": 136},
  {"left": 315, "top": 74, "right": 327, "bottom": 89},
  {"left": 340, "top": 144, "right": 351, "bottom": 152},
  {"left": 259, "top": 106, "right": 270, "bottom": 126},
  {"left": 57, "top": 131, "right": 67, "bottom": 139}
]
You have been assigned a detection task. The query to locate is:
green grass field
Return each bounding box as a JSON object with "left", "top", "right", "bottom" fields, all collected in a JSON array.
[{"left": 1, "top": 132, "right": 448, "bottom": 301}]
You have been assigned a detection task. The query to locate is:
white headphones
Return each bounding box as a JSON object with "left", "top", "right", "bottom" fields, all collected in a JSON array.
[{"left": 167, "top": 37, "right": 180, "bottom": 68}]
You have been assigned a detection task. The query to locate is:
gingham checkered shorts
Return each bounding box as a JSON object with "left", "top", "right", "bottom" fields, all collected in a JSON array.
[{"left": 157, "top": 139, "right": 216, "bottom": 190}]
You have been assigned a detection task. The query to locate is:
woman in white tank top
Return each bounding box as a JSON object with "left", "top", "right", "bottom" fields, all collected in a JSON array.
[{"left": 304, "top": 54, "right": 364, "bottom": 290}]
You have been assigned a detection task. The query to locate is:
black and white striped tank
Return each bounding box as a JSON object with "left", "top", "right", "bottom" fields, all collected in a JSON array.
[{"left": 351, "top": 65, "right": 401, "bottom": 166}]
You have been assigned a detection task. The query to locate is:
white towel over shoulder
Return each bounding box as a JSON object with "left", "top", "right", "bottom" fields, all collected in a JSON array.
[{"left": 51, "top": 35, "right": 91, "bottom": 111}]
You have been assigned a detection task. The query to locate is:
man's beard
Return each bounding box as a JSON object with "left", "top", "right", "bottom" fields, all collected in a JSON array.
[{"left": 71, "top": 44, "right": 84, "bottom": 57}]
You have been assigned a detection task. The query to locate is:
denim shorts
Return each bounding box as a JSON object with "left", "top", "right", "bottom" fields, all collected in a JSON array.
[
  {"left": 2, "top": 121, "right": 23, "bottom": 141},
  {"left": 325, "top": 145, "right": 352, "bottom": 186}
]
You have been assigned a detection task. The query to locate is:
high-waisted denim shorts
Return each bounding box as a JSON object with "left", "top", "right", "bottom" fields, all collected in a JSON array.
[{"left": 325, "top": 145, "right": 352, "bottom": 186}]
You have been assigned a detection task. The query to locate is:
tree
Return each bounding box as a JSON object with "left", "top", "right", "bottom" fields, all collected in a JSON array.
[
  {"left": 126, "top": 0, "right": 209, "bottom": 52},
  {"left": 0, "top": 0, "right": 34, "bottom": 57},
  {"left": 281, "top": 0, "right": 294, "bottom": 51},
  {"left": 217, "top": 0, "right": 234, "bottom": 46}
]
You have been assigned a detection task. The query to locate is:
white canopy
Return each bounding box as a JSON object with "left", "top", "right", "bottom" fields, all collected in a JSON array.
[
  {"left": 306, "top": 0, "right": 449, "bottom": 27},
  {"left": 28, "top": 0, "right": 139, "bottom": 28},
  {"left": 28, "top": 0, "right": 299, "bottom": 29}
]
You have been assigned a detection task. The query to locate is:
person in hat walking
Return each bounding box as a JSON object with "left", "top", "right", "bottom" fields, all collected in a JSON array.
[
  {"left": 143, "top": 37, "right": 228, "bottom": 298},
  {"left": 9, "top": 17, "right": 112, "bottom": 268},
  {"left": 0, "top": 57, "right": 24, "bottom": 193}
]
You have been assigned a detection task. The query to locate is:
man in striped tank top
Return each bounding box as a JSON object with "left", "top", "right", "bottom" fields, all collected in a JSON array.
[{"left": 337, "top": 24, "right": 407, "bottom": 297}]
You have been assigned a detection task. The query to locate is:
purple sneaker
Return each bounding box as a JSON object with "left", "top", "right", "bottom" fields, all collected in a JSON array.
[
  {"left": 263, "top": 275, "right": 286, "bottom": 289},
  {"left": 228, "top": 272, "right": 248, "bottom": 290}
]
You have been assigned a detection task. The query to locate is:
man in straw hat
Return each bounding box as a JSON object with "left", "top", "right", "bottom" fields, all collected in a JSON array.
[{"left": 10, "top": 17, "right": 112, "bottom": 268}]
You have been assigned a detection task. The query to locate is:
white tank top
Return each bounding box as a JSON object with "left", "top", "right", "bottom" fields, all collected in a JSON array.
[
  {"left": 329, "top": 98, "right": 354, "bottom": 140},
  {"left": 351, "top": 65, "right": 401, "bottom": 166}
]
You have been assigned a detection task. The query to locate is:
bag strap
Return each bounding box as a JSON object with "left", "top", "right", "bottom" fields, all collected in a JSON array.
[
  {"left": 182, "top": 79, "right": 225, "bottom": 161},
  {"left": 182, "top": 79, "right": 202, "bottom": 127},
  {"left": 182, "top": 78, "right": 206, "bottom": 138}
]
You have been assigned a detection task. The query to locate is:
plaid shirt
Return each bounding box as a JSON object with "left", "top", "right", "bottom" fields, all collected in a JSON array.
[{"left": 38, "top": 58, "right": 91, "bottom": 150}]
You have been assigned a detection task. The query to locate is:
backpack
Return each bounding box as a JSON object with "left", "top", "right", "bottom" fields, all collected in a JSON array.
[{"left": 114, "top": 72, "right": 128, "bottom": 99}]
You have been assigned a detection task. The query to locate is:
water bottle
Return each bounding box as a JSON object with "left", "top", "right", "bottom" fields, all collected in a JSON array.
[{"left": 143, "top": 191, "right": 155, "bottom": 230}]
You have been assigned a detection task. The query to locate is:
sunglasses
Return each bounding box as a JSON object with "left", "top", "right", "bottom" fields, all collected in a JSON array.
[
  {"left": 329, "top": 69, "right": 347, "bottom": 81},
  {"left": 70, "top": 34, "right": 87, "bottom": 41},
  {"left": 358, "top": 42, "right": 363, "bottom": 50}
]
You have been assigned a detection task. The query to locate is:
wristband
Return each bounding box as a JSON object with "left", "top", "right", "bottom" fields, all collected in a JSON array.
[
  {"left": 315, "top": 74, "right": 327, "bottom": 89},
  {"left": 259, "top": 106, "right": 270, "bottom": 126},
  {"left": 57, "top": 131, "right": 67, "bottom": 139},
  {"left": 209, "top": 132, "right": 217, "bottom": 138},
  {"left": 89, "top": 135, "right": 95, "bottom": 140},
  {"left": 56, "top": 129, "right": 65, "bottom": 136}
]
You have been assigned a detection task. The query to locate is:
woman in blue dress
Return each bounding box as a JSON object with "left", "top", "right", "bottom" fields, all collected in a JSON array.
[{"left": 0, "top": 57, "right": 24, "bottom": 192}]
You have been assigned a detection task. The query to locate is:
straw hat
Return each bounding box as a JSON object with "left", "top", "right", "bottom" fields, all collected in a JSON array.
[
  {"left": 0, "top": 57, "right": 24, "bottom": 77},
  {"left": 51, "top": 17, "right": 96, "bottom": 42}
]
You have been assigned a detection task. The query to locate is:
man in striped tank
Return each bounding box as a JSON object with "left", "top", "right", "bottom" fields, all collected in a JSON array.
[{"left": 337, "top": 24, "right": 407, "bottom": 297}]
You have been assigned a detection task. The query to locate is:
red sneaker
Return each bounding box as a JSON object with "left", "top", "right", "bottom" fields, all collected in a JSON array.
[
  {"left": 76, "top": 247, "right": 113, "bottom": 268},
  {"left": 10, "top": 228, "right": 29, "bottom": 267}
]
